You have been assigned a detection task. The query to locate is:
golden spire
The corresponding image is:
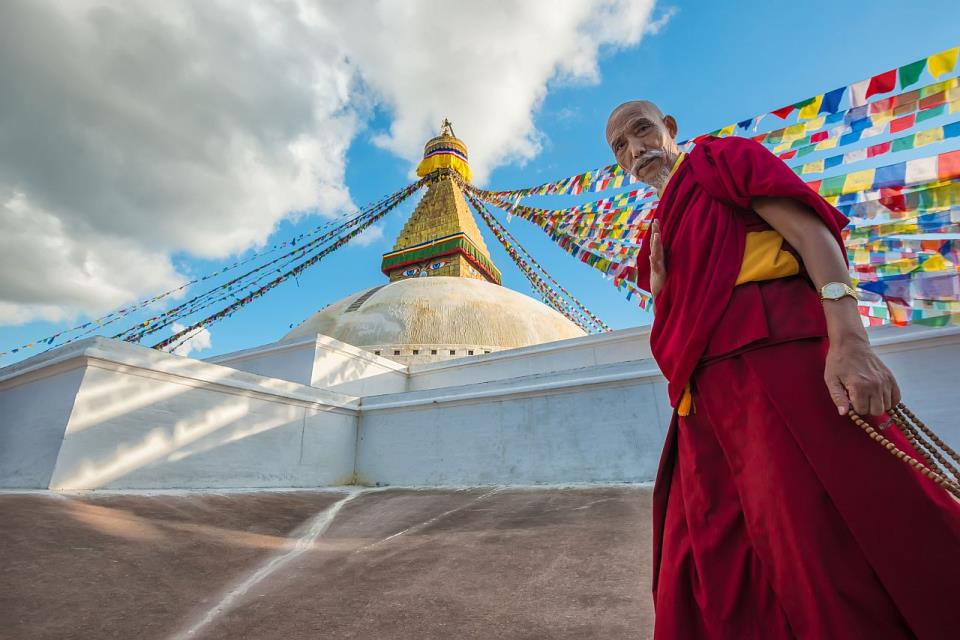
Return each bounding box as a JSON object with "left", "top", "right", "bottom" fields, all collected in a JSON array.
[{"left": 381, "top": 122, "right": 501, "bottom": 284}]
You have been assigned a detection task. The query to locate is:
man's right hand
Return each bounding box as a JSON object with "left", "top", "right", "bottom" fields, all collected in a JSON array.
[{"left": 649, "top": 219, "right": 666, "bottom": 298}]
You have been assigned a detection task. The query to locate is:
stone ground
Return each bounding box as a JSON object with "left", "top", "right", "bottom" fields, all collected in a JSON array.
[{"left": 0, "top": 486, "right": 655, "bottom": 640}]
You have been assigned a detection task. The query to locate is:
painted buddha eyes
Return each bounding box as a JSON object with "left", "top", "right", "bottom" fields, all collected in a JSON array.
[{"left": 403, "top": 260, "right": 446, "bottom": 278}]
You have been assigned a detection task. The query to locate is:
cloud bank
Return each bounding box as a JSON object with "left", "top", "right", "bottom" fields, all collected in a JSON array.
[{"left": 0, "top": 0, "right": 666, "bottom": 324}]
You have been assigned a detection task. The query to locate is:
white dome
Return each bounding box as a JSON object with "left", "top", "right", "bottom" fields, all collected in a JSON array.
[{"left": 283, "top": 277, "right": 586, "bottom": 362}]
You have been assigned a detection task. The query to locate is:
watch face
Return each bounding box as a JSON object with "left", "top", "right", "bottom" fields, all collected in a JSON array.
[{"left": 823, "top": 283, "right": 845, "bottom": 299}]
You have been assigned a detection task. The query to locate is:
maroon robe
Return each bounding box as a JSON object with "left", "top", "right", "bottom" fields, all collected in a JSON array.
[{"left": 637, "top": 137, "right": 960, "bottom": 638}]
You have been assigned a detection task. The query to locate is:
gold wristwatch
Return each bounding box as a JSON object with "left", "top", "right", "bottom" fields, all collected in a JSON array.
[{"left": 819, "top": 282, "right": 859, "bottom": 302}]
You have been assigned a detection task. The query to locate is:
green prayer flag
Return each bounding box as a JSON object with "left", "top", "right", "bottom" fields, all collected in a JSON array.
[
  {"left": 917, "top": 104, "right": 947, "bottom": 122},
  {"left": 892, "top": 134, "right": 915, "bottom": 153},
  {"left": 797, "top": 145, "right": 817, "bottom": 158},
  {"left": 898, "top": 59, "right": 926, "bottom": 89},
  {"left": 820, "top": 175, "right": 846, "bottom": 197}
]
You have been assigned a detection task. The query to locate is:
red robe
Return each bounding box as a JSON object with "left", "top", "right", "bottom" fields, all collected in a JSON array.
[{"left": 638, "top": 137, "right": 960, "bottom": 638}]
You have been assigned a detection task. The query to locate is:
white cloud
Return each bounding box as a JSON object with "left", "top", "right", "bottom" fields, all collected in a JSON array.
[
  {"left": 0, "top": 0, "right": 669, "bottom": 325},
  {"left": 351, "top": 224, "right": 386, "bottom": 248},
  {"left": 165, "top": 321, "right": 212, "bottom": 357}
]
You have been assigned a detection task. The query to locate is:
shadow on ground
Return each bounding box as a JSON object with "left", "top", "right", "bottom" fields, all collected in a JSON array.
[{"left": 0, "top": 487, "right": 654, "bottom": 640}]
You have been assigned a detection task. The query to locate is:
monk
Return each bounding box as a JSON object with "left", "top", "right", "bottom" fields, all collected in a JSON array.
[{"left": 606, "top": 100, "right": 960, "bottom": 639}]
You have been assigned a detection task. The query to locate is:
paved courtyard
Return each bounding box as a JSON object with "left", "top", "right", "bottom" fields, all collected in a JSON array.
[{"left": 1, "top": 486, "right": 654, "bottom": 639}]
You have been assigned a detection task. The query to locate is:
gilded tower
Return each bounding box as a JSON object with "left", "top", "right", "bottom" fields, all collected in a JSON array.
[{"left": 380, "top": 120, "right": 502, "bottom": 285}]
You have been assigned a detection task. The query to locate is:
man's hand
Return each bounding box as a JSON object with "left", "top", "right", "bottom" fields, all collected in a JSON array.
[
  {"left": 649, "top": 219, "right": 666, "bottom": 298},
  {"left": 824, "top": 336, "right": 902, "bottom": 416}
]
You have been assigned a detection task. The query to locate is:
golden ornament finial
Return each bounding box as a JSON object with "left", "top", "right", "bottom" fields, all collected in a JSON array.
[{"left": 439, "top": 118, "right": 455, "bottom": 138}]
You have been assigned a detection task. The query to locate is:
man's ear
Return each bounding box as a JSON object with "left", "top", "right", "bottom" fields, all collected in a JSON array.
[{"left": 663, "top": 115, "right": 678, "bottom": 140}]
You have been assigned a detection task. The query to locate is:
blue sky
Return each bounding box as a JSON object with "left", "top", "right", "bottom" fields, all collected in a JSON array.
[{"left": 2, "top": 0, "right": 959, "bottom": 364}]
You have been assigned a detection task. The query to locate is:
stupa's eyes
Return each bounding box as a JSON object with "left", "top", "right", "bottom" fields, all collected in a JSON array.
[
  {"left": 403, "top": 268, "right": 420, "bottom": 277},
  {"left": 430, "top": 261, "right": 446, "bottom": 270}
]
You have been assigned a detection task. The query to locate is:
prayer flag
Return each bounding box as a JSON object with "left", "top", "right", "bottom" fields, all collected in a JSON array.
[
  {"left": 945, "top": 121, "right": 960, "bottom": 139},
  {"left": 873, "top": 162, "right": 907, "bottom": 189},
  {"left": 810, "top": 130, "right": 829, "bottom": 143},
  {"left": 917, "top": 103, "right": 947, "bottom": 122},
  {"left": 891, "top": 134, "right": 915, "bottom": 153},
  {"left": 845, "top": 148, "right": 868, "bottom": 164},
  {"left": 890, "top": 113, "right": 916, "bottom": 134},
  {"left": 928, "top": 47, "right": 959, "bottom": 79},
  {"left": 842, "top": 169, "right": 875, "bottom": 194},
  {"left": 797, "top": 95, "right": 824, "bottom": 120},
  {"left": 868, "top": 141, "right": 892, "bottom": 157},
  {"left": 803, "top": 160, "right": 825, "bottom": 174},
  {"left": 866, "top": 69, "right": 897, "bottom": 99},
  {"left": 718, "top": 124, "right": 735, "bottom": 137},
  {"left": 820, "top": 87, "right": 846, "bottom": 114},
  {"left": 939, "top": 150, "right": 960, "bottom": 180},
  {"left": 849, "top": 79, "right": 871, "bottom": 107},
  {"left": 905, "top": 157, "right": 937, "bottom": 185},
  {"left": 824, "top": 155, "right": 844, "bottom": 170},
  {"left": 772, "top": 104, "right": 795, "bottom": 119},
  {"left": 899, "top": 59, "right": 927, "bottom": 89},
  {"left": 915, "top": 127, "right": 945, "bottom": 147},
  {"left": 816, "top": 136, "right": 840, "bottom": 151},
  {"left": 737, "top": 118, "right": 754, "bottom": 131}
]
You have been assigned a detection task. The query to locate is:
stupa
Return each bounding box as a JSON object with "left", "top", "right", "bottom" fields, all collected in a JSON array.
[{"left": 283, "top": 120, "right": 586, "bottom": 364}]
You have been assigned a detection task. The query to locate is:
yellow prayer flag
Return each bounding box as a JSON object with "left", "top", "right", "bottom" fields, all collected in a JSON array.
[
  {"left": 783, "top": 123, "right": 806, "bottom": 142},
  {"left": 915, "top": 127, "right": 945, "bottom": 147},
  {"left": 798, "top": 95, "right": 824, "bottom": 120},
  {"left": 841, "top": 169, "right": 875, "bottom": 194},
  {"left": 718, "top": 124, "right": 735, "bottom": 137},
  {"left": 928, "top": 47, "right": 959, "bottom": 79},
  {"left": 921, "top": 253, "right": 954, "bottom": 272},
  {"left": 872, "top": 109, "right": 895, "bottom": 125},
  {"left": 804, "top": 115, "right": 826, "bottom": 132},
  {"left": 774, "top": 142, "right": 792, "bottom": 153},
  {"left": 802, "top": 160, "right": 825, "bottom": 174},
  {"left": 815, "top": 137, "right": 840, "bottom": 151}
]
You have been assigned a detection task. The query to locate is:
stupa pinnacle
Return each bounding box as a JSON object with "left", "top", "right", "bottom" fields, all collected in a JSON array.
[{"left": 380, "top": 120, "right": 502, "bottom": 284}]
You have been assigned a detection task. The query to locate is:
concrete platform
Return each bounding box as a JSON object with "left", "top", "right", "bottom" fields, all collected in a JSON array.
[{"left": 0, "top": 487, "right": 654, "bottom": 639}]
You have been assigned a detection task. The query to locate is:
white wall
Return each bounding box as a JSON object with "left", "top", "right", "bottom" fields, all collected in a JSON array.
[
  {"left": 357, "top": 360, "right": 671, "bottom": 486},
  {"left": 208, "top": 335, "right": 408, "bottom": 397},
  {"left": 2, "top": 326, "right": 957, "bottom": 490},
  {"left": 406, "top": 326, "right": 653, "bottom": 392},
  {"left": 1, "top": 338, "right": 361, "bottom": 490},
  {"left": 0, "top": 363, "right": 85, "bottom": 488}
]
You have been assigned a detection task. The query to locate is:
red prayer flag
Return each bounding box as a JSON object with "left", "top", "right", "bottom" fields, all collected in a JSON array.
[
  {"left": 806, "top": 179, "right": 822, "bottom": 193},
  {"left": 750, "top": 133, "right": 767, "bottom": 143},
  {"left": 869, "top": 97, "right": 896, "bottom": 114},
  {"left": 771, "top": 105, "right": 795, "bottom": 119},
  {"left": 810, "top": 131, "right": 829, "bottom": 143},
  {"left": 919, "top": 91, "right": 947, "bottom": 110},
  {"left": 867, "top": 141, "right": 891, "bottom": 158},
  {"left": 778, "top": 150, "right": 797, "bottom": 160},
  {"left": 938, "top": 150, "right": 960, "bottom": 181},
  {"left": 865, "top": 69, "right": 897, "bottom": 99},
  {"left": 889, "top": 113, "right": 916, "bottom": 134},
  {"left": 879, "top": 187, "right": 907, "bottom": 213}
]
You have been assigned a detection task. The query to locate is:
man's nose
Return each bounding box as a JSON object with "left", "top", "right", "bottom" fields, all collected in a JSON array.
[{"left": 627, "top": 139, "right": 646, "bottom": 159}]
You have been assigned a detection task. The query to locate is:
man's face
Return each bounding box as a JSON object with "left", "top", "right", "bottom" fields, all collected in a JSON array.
[{"left": 605, "top": 102, "right": 678, "bottom": 188}]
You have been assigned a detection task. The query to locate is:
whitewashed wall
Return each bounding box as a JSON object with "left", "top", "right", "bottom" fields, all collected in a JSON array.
[
  {"left": 0, "top": 339, "right": 360, "bottom": 490},
  {"left": 2, "top": 326, "right": 957, "bottom": 490}
]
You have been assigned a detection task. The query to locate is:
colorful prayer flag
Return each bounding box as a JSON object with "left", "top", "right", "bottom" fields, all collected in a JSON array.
[
  {"left": 899, "top": 59, "right": 927, "bottom": 89},
  {"left": 866, "top": 69, "right": 898, "bottom": 99},
  {"left": 820, "top": 87, "right": 846, "bottom": 114},
  {"left": 928, "top": 47, "right": 959, "bottom": 80}
]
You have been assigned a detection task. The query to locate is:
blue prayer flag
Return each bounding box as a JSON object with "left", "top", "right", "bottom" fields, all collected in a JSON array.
[{"left": 819, "top": 87, "right": 846, "bottom": 114}]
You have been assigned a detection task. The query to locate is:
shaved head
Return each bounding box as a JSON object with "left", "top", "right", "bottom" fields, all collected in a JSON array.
[
  {"left": 605, "top": 100, "right": 680, "bottom": 190},
  {"left": 605, "top": 100, "right": 665, "bottom": 142}
]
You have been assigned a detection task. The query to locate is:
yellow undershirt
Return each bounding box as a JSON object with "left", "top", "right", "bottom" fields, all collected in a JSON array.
[{"left": 662, "top": 154, "right": 801, "bottom": 416}]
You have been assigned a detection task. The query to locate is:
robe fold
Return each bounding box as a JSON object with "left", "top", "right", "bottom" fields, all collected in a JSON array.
[{"left": 637, "top": 136, "right": 960, "bottom": 639}]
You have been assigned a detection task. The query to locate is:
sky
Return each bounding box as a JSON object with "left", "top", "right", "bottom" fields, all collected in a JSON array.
[{"left": 1, "top": 0, "right": 959, "bottom": 364}]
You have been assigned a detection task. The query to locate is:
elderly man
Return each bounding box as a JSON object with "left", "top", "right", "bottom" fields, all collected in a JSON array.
[{"left": 606, "top": 101, "right": 960, "bottom": 639}]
